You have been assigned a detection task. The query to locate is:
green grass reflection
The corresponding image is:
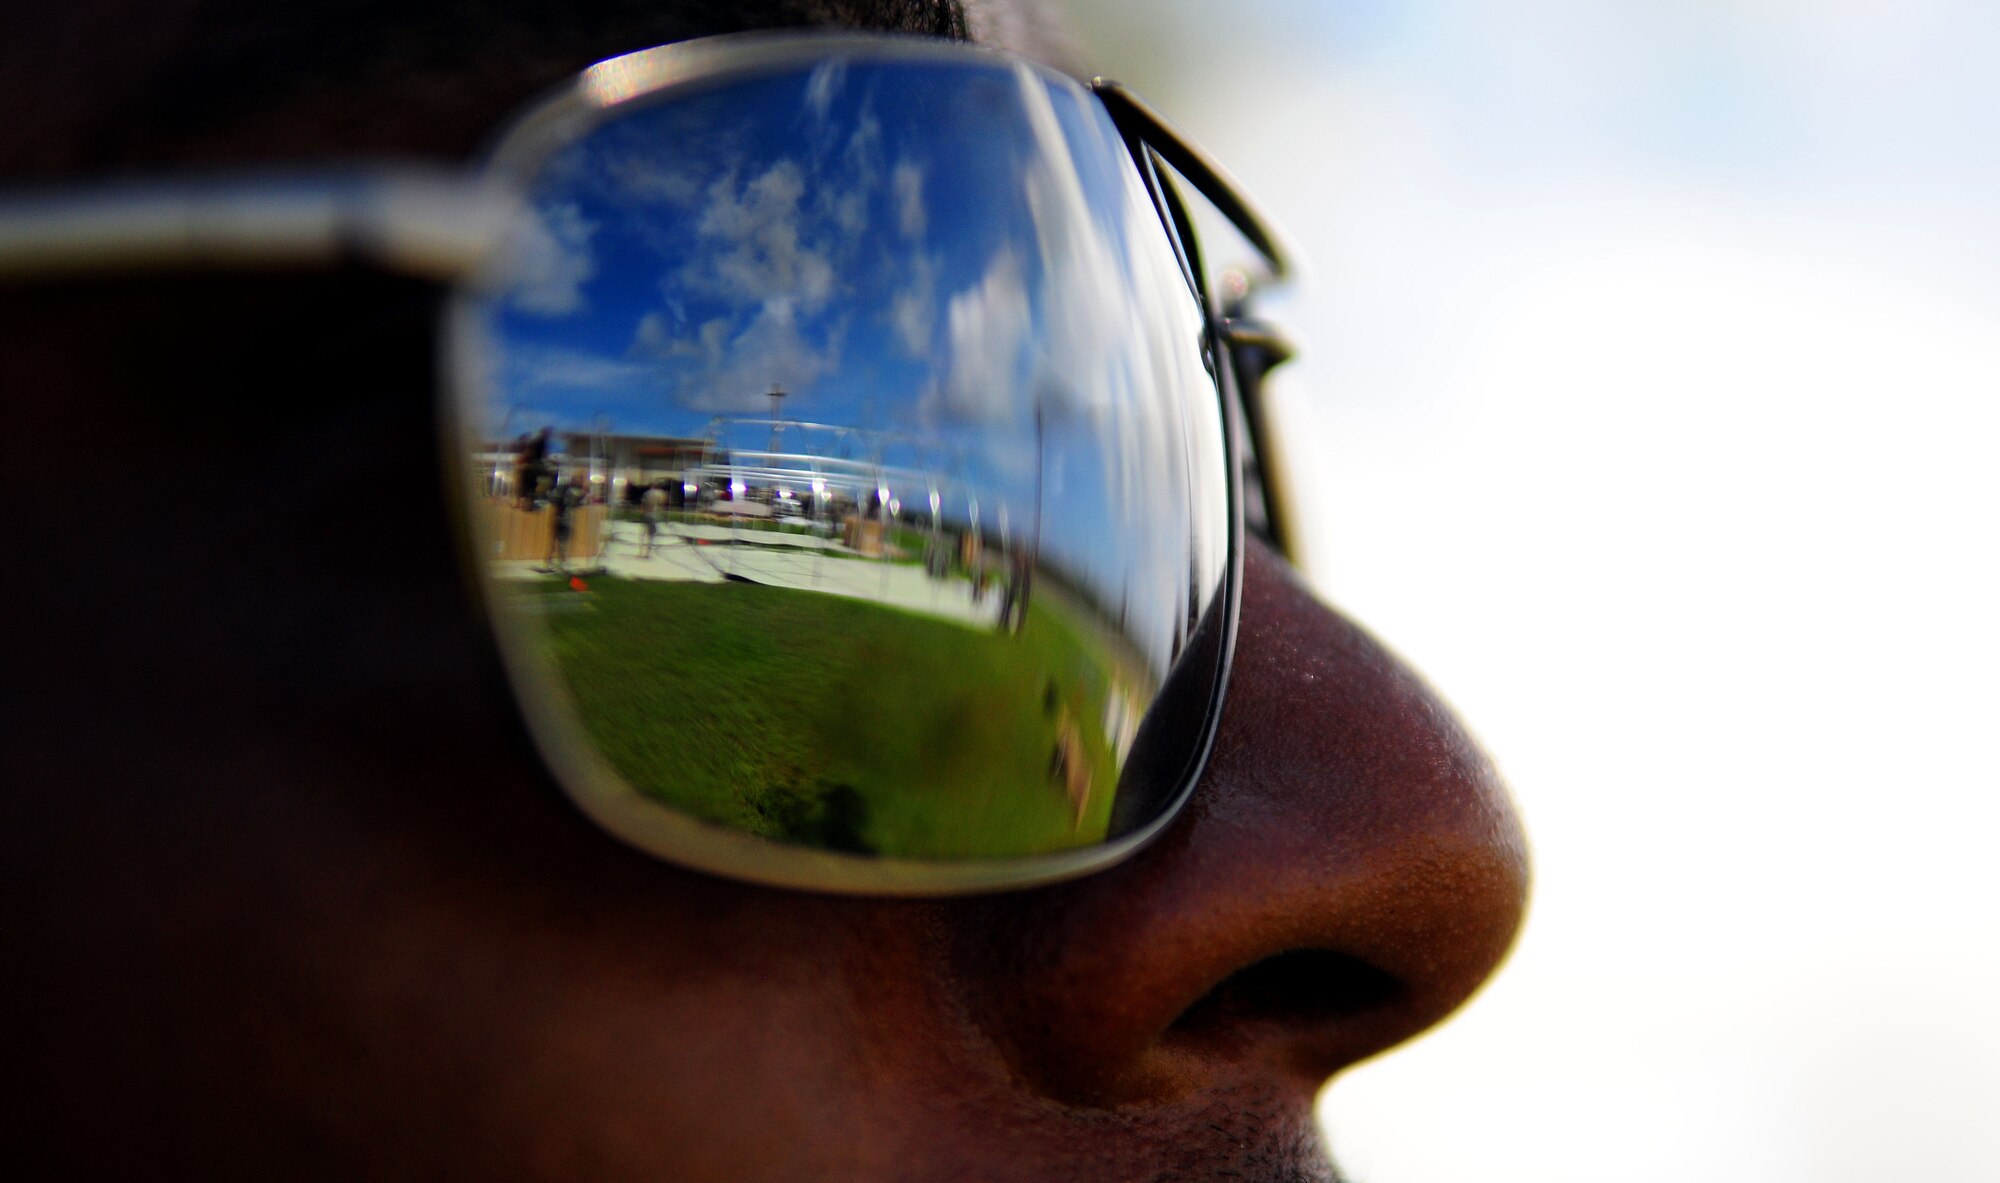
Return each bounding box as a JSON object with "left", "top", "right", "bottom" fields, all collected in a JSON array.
[{"left": 531, "top": 576, "right": 1126, "bottom": 859}]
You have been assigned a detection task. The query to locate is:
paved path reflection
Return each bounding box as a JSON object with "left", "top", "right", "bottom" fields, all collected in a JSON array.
[{"left": 495, "top": 519, "right": 1006, "bottom": 631}]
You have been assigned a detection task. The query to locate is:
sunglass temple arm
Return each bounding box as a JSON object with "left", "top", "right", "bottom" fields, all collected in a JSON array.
[{"left": 0, "top": 170, "right": 518, "bottom": 282}]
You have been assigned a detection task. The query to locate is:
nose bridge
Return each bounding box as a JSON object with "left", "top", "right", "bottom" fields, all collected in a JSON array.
[{"left": 952, "top": 541, "right": 1530, "bottom": 1107}]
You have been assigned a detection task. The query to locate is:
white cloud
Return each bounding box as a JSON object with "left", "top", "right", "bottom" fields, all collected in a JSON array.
[
  {"left": 826, "top": 189, "right": 868, "bottom": 235},
  {"left": 893, "top": 158, "right": 927, "bottom": 239},
  {"left": 841, "top": 112, "right": 884, "bottom": 178},
  {"left": 667, "top": 298, "right": 843, "bottom": 412},
  {"left": 507, "top": 344, "right": 655, "bottom": 397},
  {"left": 940, "top": 247, "right": 1033, "bottom": 424},
  {"left": 820, "top": 112, "right": 884, "bottom": 235},
  {"left": 692, "top": 161, "right": 837, "bottom": 312},
  {"left": 503, "top": 201, "right": 597, "bottom": 317},
  {"left": 890, "top": 255, "right": 938, "bottom": 355},
  {"left": 632, "top": 311, "right": 730, "bottom": 365},
  {"left": 1007, "top": 62, "right": 1213, "bottom": 658},
  {"left": 804, "top": 60, "right": 846, "bottom": 123},
  {"left": 1012, "top": 65, "right": 1141, "bottom": 424},
  {"left": 606, "top": 154, "right": 703, "bottom": 206}
]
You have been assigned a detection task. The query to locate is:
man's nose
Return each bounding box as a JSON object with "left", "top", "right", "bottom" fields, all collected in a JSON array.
[{"left": 954, "top": 539, "right": 1531, "bottom": 1106}]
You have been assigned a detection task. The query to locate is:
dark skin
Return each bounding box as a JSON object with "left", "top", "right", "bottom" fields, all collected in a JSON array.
[{"left": 1, "top": 1, "right": 1529, "bottom": 1179}]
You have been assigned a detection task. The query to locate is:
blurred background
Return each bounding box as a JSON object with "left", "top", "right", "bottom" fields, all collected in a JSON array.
[{"left": 1061, "top": 1, "right": 2000, "bottom": 1180}]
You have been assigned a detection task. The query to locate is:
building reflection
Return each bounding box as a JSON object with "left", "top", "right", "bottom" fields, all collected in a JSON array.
[{"left": 473, "top": 413, "right": 1057, "bottom": 641}]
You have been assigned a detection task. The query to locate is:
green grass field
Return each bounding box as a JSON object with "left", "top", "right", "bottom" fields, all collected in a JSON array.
[{"left": 522, "top": 575, "right": 1129, "bottom": 859}]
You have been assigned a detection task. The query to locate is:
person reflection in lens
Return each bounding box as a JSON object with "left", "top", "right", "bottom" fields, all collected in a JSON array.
[{"left": 2, "top": 1, "right": 1528, "bottom": 1180}]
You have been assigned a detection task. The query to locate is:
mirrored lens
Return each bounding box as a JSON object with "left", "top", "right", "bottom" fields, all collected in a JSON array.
[{"left": 457, "top": 52, "right": 1231, "bottom": 871}]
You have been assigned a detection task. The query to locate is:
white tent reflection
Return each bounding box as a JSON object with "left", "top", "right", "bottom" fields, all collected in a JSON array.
[{"left": 591, "top": 415, "right": 1028, "bottom": 635}]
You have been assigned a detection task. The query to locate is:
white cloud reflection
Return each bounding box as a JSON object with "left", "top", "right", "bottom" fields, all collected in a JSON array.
[
  {"left": 890, "top": 253, "right": 938, "bottom": 356},
  {"left": 691, "top": 161, "right": 837, "bottom": 313},
  {"left": 505, "top": 343, "right": 655, "bottom": 398},
  {"left": 940, "top": 246, "right": 1031, "bottom": 424},
  {"left": 503, "top": 201, "right": 597, "bottom": 317},
  {"left": 893, "top": 158, "right": 927, "bottom": 239},
  {"left": 690, "top": 298, "right": 842, "bottom": 411},
  {"left": 804, "top": 59, "right": 846, "bottom": 124}
]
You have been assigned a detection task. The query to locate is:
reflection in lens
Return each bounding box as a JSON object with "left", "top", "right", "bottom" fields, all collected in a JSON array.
[{"left": 462, "top": 53, "right": 1229, "bottom": 864}]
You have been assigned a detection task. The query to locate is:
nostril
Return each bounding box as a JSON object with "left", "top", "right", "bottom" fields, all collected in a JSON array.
[{"left": 1167, "top": 949, "right": 1404, "bottom": 1039}]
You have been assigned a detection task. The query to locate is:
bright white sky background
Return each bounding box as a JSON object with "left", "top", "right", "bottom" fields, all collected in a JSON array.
[{"left": 1063, "top": 2, "right": 2000, "bottom": 1180}]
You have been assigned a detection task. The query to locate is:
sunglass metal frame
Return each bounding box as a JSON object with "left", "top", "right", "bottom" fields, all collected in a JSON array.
[{"left": 0, "top": 31, "right": 1296, "bottom": 896}]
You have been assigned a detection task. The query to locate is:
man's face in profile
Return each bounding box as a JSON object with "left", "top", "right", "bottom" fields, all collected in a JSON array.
[{"left": 0, "top": 2, "right": 1528, "bottom": 1180}]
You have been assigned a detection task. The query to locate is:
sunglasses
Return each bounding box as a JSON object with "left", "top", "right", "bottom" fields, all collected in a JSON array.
[{"left": 0, "top": 32, "right": 1298, "bottom": 894}]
